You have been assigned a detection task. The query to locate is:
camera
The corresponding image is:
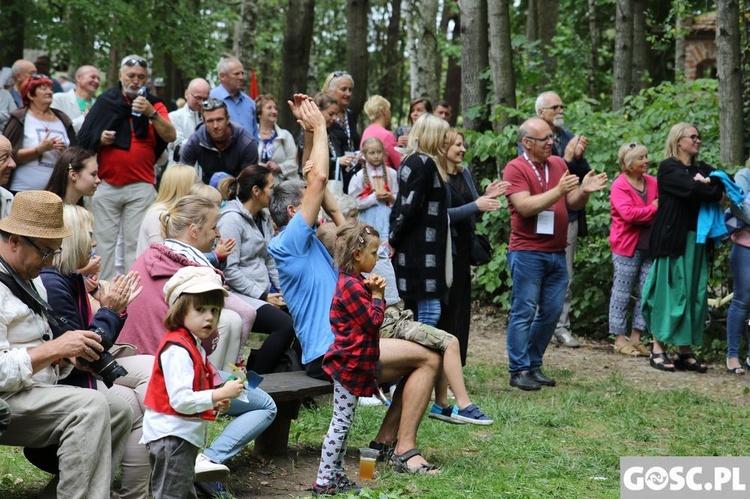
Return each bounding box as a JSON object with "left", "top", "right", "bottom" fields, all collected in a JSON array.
[{"left": 79, "top": 328, "right": 128, "bottom": 388}]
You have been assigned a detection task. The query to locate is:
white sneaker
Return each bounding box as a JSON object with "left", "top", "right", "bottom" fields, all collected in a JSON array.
[
  {"left": 194, "top": 453, "right": 230, "bottom": 482},
  {"left": 358, "top": 395, "right": 383, "bottom": 406}
]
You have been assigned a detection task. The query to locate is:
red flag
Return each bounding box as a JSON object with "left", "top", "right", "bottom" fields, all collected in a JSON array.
[{"left": 249, "top": 68, "right": 259, "bottom": 99}]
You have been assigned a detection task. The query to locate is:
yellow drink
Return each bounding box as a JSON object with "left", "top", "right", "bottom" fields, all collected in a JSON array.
[{"left": 359, "top": 457, "right": 376, "bottom": 480}]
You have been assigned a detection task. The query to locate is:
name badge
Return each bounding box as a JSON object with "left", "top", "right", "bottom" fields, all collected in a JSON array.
[{"left": 536, "top": 210, "right": 555, "bottom": 235}]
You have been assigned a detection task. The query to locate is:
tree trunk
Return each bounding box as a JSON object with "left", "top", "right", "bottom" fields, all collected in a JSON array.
[
  {"left": 587, "top": 0, "right": 598, "bottom": 98},
  {"left": 441, "top": 1, "right": 461, "bottom": 125},
  {"left": 236, "top": 0, "right": 259, "bottom": 89},
  {"left": 631, "top": 0, "right": 649, "bottom": 93},
  {"left": 526, "top": 0, "right": 538, "bottom": 41},
  {"left": 459, "top": 0, "right": 490, "bottom": 131},
  {"left": 488, "top": 0, "right": 516, "bottom": 132},
  {"left": 612, "top": 0, "right": 634, "bottom": 110},
  {"left": 0, "top": 0, "right": 25, "bottom": 65},
  {"left": 280, "top": 0, "right": 316, "bottom": 134},
  {"left": 405, "top": 0, "right": 440, "bottom": 100},
  {"left": 674, "top": 6, "right": 686, "bottom": 80},
  {"left": 346, "top": 0, "right": 370, "bottom": 125},
  {"left": 537, "top": 0, "right": 559, "bottom": 80},
  {"left": 717, "top": 0, "right": 744, "bottom": 166},
  {"left": 378, "top": 0, "right": 403, "bottom": 108}
]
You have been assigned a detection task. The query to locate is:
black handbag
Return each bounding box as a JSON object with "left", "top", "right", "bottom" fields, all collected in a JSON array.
[{"left": 470, "top": 233, "right": 493, "bottom": 266}]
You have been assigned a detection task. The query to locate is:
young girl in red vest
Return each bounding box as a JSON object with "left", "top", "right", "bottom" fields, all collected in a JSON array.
[
  {"left": 313, "top": 221, "right": 386, "bottom": 496},
  {"left": 141, "top": 267, "right": 244, "bottom": 498}
]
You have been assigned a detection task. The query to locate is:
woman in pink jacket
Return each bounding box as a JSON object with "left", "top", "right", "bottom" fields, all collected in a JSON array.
[{"left": 609, "top": 142, "right": 658, "bottom": 357}]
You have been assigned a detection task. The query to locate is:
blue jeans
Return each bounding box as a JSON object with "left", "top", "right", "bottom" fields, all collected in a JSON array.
[
  {"left": 202, "top": 371, "right": 277, "bottom": 464},
  {"left": 506, "top": 250, "right": 568, "bottom": 374},
  {"left": 727, "top": 244, "right": 750, "bottom": 359},
  {"left": 416, "top": 299, "right": 441, "bottom": 327}
]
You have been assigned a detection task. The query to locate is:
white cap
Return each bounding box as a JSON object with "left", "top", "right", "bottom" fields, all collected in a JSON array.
[{"left": 163, "top": 267, "right": 228, "bottom": 306}]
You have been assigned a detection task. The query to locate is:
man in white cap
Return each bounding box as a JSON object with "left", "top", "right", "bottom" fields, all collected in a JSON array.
[{"left": 0, "top": 190, "right": 133, "bottom": 498}]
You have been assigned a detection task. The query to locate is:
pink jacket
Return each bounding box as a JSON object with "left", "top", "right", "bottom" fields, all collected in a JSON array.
[
  {"left": 609, "top": 173, "right": 658, "bottom": 257},
  {"left": 118, "top": 243, "right": 222, "bottom": 355}
]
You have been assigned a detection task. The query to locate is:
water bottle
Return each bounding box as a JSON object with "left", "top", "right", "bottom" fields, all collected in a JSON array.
[{"left": 131, "top": 87, "right": 147, "bottom": 117}]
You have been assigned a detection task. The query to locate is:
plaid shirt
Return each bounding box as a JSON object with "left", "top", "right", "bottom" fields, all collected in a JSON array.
[{"left": 324, "top": 271, "right": 384, "bottom": 397}]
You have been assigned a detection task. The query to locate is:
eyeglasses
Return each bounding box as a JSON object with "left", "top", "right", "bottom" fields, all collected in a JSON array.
[
  {"left": 681, "top": 134, "right": 702, "bottom": 142},
  {"left": 542, "top": 105, "right": 565, "bottom": 111},
  {"left": 202, "top": 98, "right": 227, "bottom": 111},
  {"left": 22, "top": 236, "right": 62, "bottom": 261},
  {"left": 123, "top": 58, "right": 148, "bottom": 68},
  {"left": 187, "top": 91, "right": 207, "bottom": 102},
  {"left": 357, "top": 226, "right": 372, "bottom": 244},
  {"left": 30, "top": 74, "right": 50, "bottom": 80},
  {"left": 332, "top": 71, "right": 350, "bottom": 78},
  {"left": 526, "top": 135, "right": 554, "bottom": 143}
]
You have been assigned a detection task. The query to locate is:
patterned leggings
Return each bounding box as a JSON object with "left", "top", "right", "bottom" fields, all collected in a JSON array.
[
  {"left": 315, "top": 380, "right": 358, "bottom": 486},
  {"left": 609, "top": 250, "right": 653, "bottom": 335}
]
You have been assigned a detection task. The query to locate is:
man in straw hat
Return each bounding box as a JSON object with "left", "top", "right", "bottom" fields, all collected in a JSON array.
[{"left": 0, "top": 190, "right": 133, "bottom": 498}]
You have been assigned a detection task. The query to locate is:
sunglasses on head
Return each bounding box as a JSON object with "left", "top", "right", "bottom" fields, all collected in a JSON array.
[
  {"left": 628, "top": 142, "right": 638, "bottom": 149},
  {"left": 202, "top": 98, "right": 227, "bottom": 111},
  {"left": 30, "top": 74, "right": 50, "bottom": 80},
  {"left": 332, "top": 70, "right": 350, "bottom": 78},
  {"left": 123, "top": 58, "right": 148, "bottom": 69}
]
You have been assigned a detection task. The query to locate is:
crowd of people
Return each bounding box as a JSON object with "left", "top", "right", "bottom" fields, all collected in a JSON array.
[{"left": 0, "top": 51, "right": 744, "bottom": 498}]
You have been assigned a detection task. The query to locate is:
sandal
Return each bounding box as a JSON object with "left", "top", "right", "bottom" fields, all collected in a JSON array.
[
  {"left": 390, "top": 449, "right": 439, "bottom": 475},
  {"left": 649, "top": 352, "right": 675, "bottom": 372},
  {"left": 674, "top": 353, "right": 707, "bottom": 373},
  {"left": 614, "top": 342, "right": 639, "bottom": 357},
  {"left": 726, "top": 359, "right": 746, "bottom": 375},
  {"left": 631, "top": 340, "right": 651, "bottom": 357}
]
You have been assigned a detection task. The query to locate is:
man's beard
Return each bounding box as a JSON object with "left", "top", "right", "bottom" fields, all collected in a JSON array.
[
  {"left": 124, "top": 85, "right": 141, "bottom": 99},
  {"left": 553, "top": 115, "right": 564, "bottom": 128}
]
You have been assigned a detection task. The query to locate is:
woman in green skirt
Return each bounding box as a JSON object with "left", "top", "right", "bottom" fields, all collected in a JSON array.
[{"left": 642, "top": 122, "right": 724, "bottom": 372}]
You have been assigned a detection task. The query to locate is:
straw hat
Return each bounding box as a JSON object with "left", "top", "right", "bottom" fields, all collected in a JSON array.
[
  {"left": 0, "top": 191, "right": 72, "bottom": 239},
  {"left": 163, "top": 266, "right": 228, "bottom": 306}
]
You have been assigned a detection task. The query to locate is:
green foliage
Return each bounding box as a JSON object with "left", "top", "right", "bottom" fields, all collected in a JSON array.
[{"left": 466, "top": 78, "right": 730, "bottom": 338}]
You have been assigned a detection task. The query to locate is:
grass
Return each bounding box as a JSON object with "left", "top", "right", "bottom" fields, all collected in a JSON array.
[{"left": 1, "top": 359, "right": 748, "bottom": 497}]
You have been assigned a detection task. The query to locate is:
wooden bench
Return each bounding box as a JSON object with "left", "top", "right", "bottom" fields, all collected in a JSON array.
[{"left": 253, "top": 371, "right": 333, "bottom": 456}]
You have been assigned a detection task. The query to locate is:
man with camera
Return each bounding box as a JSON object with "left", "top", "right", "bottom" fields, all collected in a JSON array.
[{"left": 0, "top": 190, "right": 133, "bottom": 498}]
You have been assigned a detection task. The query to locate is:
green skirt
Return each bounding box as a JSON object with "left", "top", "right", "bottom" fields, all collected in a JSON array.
[{"left": 642, "top": 231, "right": 707, "bottom": 346}]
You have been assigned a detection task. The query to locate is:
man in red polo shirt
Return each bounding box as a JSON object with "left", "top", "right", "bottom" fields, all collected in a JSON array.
[
  {"left": 502, "top": 117, "right": 606, "bottom": 391},
  {"left": 77, "top": 55, "right": 176, "bottom": 280}
]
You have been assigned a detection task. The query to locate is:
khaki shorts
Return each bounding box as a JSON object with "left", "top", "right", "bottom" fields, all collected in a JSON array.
[{"left": 380, "top": 308, "right": 454, "bottom": 353}]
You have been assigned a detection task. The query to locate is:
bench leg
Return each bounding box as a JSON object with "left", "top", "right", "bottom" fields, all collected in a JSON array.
[{"left": 254, "top": 400, "right": 301, "bottom": 456}]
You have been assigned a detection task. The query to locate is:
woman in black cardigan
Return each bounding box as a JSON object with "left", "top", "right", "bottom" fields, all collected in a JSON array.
[
  {"left": 389, "top": 113, "right": 450, "bottom": 326},
  {"left": 642, "top": 122, "right": 724, "bottom": 372}
]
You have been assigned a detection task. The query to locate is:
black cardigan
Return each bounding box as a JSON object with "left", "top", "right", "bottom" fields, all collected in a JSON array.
[{"left": 648, "top": 157, "right": 724, "bottom": 258}]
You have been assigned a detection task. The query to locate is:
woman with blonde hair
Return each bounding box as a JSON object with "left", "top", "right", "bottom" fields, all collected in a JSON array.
[
  {"left": 608, "top": 141, "right": 658, "bottom": 357},
  {"left": 437, "top": 128, "right": 508, "bottom": 365},
  {"left": 255, "top": 94, "right": 298, "bottom": 184},
  {"left": 136, "top": 164, "right": 198, "bottom": 256},
  {"left": 360, "top": 95, "right": 402, "bottom": 168},
  {"left": 389, "top": 113, "right": 451, "bottom": 326},
  {"left": 40, "top": 204, "right": 152, "bottom": 498},
  {"left": 322, "top": 71, "right": 361, "bottom": 191},
  {"left": 642, "top": 123, "right": 724, "bottom": 372}
]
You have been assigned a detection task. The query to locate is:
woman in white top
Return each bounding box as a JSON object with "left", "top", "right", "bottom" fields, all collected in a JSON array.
[
  {"left": 255, "top": 94, "right": 298, "bottom": 183},
  {"left": 3, "top": 74, "right": 76, "bottom": 192}
]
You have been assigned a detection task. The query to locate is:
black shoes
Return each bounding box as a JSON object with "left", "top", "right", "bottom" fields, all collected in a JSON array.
[
  {"left": 509, "top": 372, "right": 541, "bottom": 391},
  {"left": 529, "top": 368, "right": 556, "bottom": 386},
  {"left": 509, "top": 369, "right": 556, "bottom": 391}
]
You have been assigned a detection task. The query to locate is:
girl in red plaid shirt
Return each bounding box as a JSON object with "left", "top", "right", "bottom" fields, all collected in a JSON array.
[{"left": 313, "top": 221, "right": 386, "bottom": 495}]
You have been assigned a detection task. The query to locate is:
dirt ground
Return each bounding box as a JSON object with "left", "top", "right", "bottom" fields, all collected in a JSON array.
[{"left": 217, "top": 306, "right": 749, "bottom": 498}]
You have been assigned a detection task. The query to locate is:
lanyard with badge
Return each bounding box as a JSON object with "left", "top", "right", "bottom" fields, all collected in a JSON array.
[{"left": 523, "top": 153, "right": 555, "bottom": 235}]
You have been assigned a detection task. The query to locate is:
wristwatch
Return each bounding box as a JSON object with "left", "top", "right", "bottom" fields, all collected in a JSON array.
[{"left": 149, "top": 110, "right": 159, "bottom": 121}]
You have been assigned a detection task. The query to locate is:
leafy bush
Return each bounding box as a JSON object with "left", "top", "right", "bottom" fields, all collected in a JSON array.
[{"left": 466, "top": 79, "right": 736, "bottom": 342}]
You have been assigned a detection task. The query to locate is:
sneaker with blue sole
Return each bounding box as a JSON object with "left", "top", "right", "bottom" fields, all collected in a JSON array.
[
  {"left": 453, "top": 404, "right": 494, "bottom": 426},
  {"left": 427, "top": 403, "right": 466, "bottom": 424},
  {"left": 195, "top": 480, "right": 231, "bottom": 498}
]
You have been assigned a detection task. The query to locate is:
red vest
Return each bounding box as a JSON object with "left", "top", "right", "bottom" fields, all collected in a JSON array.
[{"left": 144, "top": 328, "right": 216, "bottom": 421}]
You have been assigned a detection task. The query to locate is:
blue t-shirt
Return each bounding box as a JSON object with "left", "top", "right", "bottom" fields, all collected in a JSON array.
[
  {"left": 268, "top": 214, "right": 337, "bottom": 364},
  {"left": 209, "top": 85, "right": 258, "bottom": 140}
]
